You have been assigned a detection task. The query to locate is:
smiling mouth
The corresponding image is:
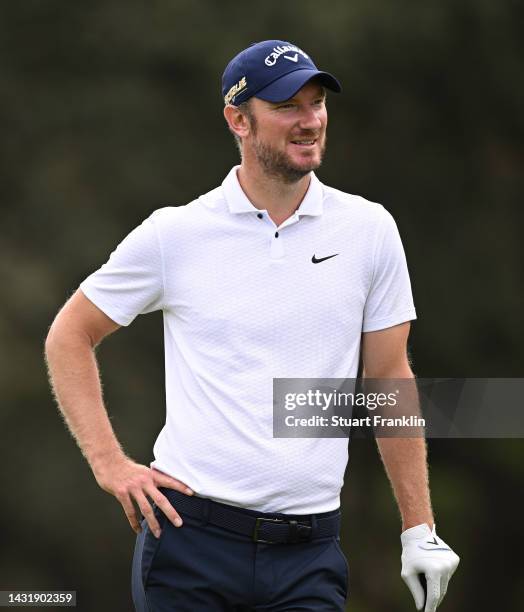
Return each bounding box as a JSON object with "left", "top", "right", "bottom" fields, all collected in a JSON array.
[{"left": 290, "top": 139, "right": 317, "bottom": 146}]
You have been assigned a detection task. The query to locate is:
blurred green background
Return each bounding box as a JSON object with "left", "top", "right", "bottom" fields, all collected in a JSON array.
[{"left": 1, "top": 1, "right": 523, "bottom": 610}]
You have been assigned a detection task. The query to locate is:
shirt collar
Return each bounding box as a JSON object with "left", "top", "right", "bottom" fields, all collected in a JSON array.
[{"left": 222, "top": 165, "right": 324, "bottom": 217}]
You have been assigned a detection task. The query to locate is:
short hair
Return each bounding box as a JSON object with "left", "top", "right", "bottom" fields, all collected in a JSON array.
[{"left": 230, "top": 99, "right": 256, "bottom": 157}]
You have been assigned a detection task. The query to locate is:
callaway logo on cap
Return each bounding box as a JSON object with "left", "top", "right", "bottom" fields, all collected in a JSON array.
[{"left": 222, "top": 39, "right": 342, "bottom": 106}]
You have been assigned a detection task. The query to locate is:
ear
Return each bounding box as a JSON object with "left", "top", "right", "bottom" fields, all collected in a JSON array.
[{"left": 223, "top": 104, "right": 252, "bottom": 140}]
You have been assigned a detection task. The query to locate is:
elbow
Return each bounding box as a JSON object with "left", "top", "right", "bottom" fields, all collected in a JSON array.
[
  {"left": 44, "top": 317, "right": 91, "bottom": 360},
  {"left": 44, "top": 320, "right": 63, "bottom": 360},
  {"left": 363, "top": 363, "right": 415, "bottom": 379}
]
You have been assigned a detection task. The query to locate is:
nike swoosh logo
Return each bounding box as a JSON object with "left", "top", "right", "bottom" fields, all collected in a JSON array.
[
  {"left": 283, "top": 53, "right": 298, "bottom": 62},
  {"left": 312, "top": 254, "right": 339, "bottom": 264}
]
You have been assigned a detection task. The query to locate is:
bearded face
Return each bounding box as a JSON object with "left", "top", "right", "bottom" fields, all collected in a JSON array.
[{"left": 241, "top": 82, "right": 328, "bottom": 184}]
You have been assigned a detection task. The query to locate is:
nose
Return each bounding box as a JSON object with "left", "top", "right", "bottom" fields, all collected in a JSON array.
[{"left": 297, "top": 105, "right": 323, "bottom": 131}]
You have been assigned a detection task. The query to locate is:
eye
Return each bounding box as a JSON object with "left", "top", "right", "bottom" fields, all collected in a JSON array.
[{"left": 276, "top": 103, "right": 295, "bottom": 110}]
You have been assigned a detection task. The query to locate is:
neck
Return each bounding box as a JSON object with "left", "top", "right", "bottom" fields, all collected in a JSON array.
[{"left": 236, "top": 161, "right": 311, "bottom": 226}]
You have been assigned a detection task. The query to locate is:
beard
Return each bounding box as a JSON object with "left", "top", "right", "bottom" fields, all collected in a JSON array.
[{"left": 251, "top": 133, "right": 326, "bottom": 184}]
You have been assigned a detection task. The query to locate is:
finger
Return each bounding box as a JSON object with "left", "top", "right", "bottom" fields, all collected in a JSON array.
[
  {"left": 133, "top": 491, "right": 162, "bottom": 538},
  {"left": 118, "top": 493, "right": 142, "bottom": 534},
  {"left": 449, "top": 554, "right": 460, "bottom": 577},
  {"left": 147, "top": 487, "right": 183, "bottom": 529},
  {"left": 424, "top": 572, "right": 441, "bottom": 612},
  {"left": 438, "top": 570, "right": 451, "bottom": 607},
  {"left": 401, "top": 573, "right": 425, "bottom": 610},
  {"left": 152, "top": 469, "right": 194, "bottom": 495}
]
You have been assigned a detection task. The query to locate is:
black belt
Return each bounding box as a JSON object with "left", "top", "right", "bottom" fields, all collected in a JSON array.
[{"left": 160, "top": 489, "right": 340, "bottom": 545}]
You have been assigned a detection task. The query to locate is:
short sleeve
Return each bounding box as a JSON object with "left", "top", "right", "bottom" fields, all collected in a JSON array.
[
  {"left": 362, "top": 210, "right": 416, "bottom": 332},
  {"left": 80, "top": 214, "right": 164, "bottom": 326}
]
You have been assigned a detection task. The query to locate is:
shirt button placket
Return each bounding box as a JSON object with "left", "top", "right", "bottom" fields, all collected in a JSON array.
[{"left": 271, "top": 229, "right": 285, "bottom": 260}]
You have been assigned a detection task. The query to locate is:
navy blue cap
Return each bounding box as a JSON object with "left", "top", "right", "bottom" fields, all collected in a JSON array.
[{"left": 222, "top": 40, "right": 341, "bottom": 106}]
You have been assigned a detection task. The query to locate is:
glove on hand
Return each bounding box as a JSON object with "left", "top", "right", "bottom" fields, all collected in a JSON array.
[{"left": 401, "top": 523, "right": 459, "bottom": 612}]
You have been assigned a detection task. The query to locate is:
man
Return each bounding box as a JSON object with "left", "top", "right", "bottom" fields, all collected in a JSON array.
[{"left": 45, "top": 40, "right": 459, "bottom": 611}]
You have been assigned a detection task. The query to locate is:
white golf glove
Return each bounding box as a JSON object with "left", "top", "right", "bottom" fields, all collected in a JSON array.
[{"left": 401, "top": 523, "right": 459, "bottom": 612}]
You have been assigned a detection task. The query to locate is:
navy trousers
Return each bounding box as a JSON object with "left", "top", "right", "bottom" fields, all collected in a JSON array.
[{"left": 132, "top": 495, "right": 349, "bottom": 611}]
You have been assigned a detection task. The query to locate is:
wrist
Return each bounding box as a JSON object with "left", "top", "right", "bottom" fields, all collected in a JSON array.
[
  {"left": 88, "top": 446, "right": 127, "bottom": 477},
  {"left": 402, "top": 516, "right": 434, "bottom": 532}
]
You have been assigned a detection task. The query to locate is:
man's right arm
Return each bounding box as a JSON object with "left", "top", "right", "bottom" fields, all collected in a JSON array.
[{"left": 45, "top": 289, "right": 193, "bottom": 538}]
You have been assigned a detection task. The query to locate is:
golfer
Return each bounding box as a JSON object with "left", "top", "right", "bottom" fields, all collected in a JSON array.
[{"left": 46, "top": 40, "right": 459, "bottom": 611}]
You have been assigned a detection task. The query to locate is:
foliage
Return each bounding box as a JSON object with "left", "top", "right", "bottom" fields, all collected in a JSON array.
[{"left": 1, "top": 2, "right": 522, "bottom": 610}]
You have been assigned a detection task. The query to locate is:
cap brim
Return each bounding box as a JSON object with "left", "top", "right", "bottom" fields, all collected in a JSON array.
[{"left": 255, "top": 69, "right": 342, "bottom": 103}]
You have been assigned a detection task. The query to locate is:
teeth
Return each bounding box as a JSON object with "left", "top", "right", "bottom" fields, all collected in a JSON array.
[{"left": 293, "top": 140, "right": 315, "bottom": 144}]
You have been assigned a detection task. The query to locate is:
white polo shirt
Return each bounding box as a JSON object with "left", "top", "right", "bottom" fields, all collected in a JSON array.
[{"left": 80, "top": 166, "right": 416, "bottom": 514}]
